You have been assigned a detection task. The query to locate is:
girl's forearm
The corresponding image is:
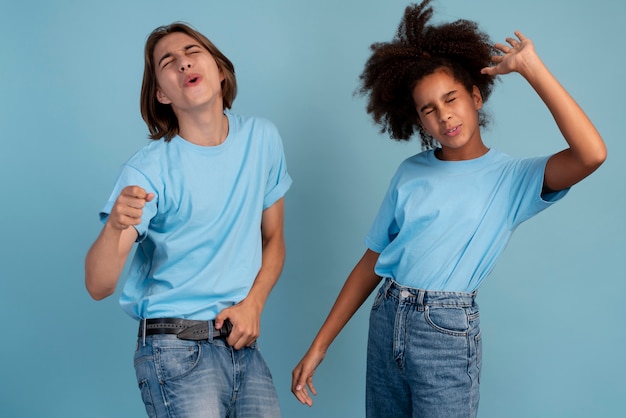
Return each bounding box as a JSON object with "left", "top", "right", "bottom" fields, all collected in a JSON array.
[
  {"left": 521, "top": 54, "right": 606, "bottom": 190},
  {"left": 309, "top": 249, "right": 382, "bottom": 354}
]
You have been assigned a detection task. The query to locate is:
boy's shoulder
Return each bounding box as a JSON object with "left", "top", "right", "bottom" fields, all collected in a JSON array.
[
  {"left": 128, "top": 138, "right": 167, "bottom": 161},
  {"left": 228, "top": 111, "right": 278, "bottom": 132},
  {"left": 227, "top": 112, "right": 283, "bottom": 148}
]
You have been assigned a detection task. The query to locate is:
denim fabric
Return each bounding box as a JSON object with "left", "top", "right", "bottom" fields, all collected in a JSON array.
[
  {"left": 134, "top": 334, "right": 281, "bottom": 418},
  {"left": 366, "top": 278, "right": 481, "bottom": 418}
]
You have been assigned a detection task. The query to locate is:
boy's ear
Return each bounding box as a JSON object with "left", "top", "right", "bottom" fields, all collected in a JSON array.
[
  {"left": 156, "top": 88, "right": 171, "bottom": 105},
  {"left": 472, "top": 85, "right": 483, "bottom": 110}
]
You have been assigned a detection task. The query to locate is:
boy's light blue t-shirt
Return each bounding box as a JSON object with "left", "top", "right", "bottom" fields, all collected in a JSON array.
[
  {"left": 100, "top": 112, "right": 292, "bottom": 320},
  {"left": 365, "top": 149, "right": 567, "bottom": 292}
]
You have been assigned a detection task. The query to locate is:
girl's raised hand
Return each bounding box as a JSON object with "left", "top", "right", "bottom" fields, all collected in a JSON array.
[{"left": 481, "top": 31, "right": 538, "bottom": 77}]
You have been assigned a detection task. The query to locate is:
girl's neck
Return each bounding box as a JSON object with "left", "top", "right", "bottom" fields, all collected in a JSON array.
[{"left": 436, "top": 142, "right": 489, "bottom": 161}]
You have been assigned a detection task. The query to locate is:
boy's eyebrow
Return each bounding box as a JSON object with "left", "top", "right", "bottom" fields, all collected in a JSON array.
[
  {"left": 418, "top": 90, "right": 457, "bottom": 113},
  {"left": 157, "top": 44, "right": 202, "bottom": 67}
]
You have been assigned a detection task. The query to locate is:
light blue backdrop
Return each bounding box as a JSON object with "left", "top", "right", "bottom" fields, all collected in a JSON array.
[{"left": 1, "top": 0, "right": 624, "bottom": 417}]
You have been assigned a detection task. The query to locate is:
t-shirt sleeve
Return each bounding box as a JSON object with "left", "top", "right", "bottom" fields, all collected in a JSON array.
[
  {"left": 365, "top": 174, "right": 400, "bottom": 253},
  {"left": 508, "top": 155, "right": 569, "bottom": 228},
  {"left": 263, "top": 122, "right": 292, "bottom": 209}
]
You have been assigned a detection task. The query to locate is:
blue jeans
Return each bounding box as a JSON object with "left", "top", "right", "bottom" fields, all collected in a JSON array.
[
  {"left": 134, "top": 334, "right": 281, "bottom": 418},
  {"left": 366, "top": 278, "right": 482, "bottom": 418}
]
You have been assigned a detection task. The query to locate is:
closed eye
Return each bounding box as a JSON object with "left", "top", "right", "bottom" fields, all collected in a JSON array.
[
  {"left": 185, "top": 45, "right": 202, "bottom": 55},
  {"left": 421, "top": 106, "right": 435, "bottom": 116}
]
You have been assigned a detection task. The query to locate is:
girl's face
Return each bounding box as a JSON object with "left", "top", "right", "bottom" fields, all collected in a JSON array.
[{"left": 412, "top": 68, "right": 487, "bottom": 161}]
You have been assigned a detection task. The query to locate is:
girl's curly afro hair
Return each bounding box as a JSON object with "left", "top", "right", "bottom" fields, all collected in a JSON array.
[{"left": 357, "top": 0, "right": 498, "bottom": 148}]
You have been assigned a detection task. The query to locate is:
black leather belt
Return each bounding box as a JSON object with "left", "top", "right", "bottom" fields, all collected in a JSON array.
[{"left": 138, "top": 318, "right": 232, "bottom": 340}]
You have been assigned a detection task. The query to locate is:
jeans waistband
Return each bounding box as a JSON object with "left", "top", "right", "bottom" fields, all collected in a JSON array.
[{"left": 381, "top": 278, "right": 476, "bottom": 308}]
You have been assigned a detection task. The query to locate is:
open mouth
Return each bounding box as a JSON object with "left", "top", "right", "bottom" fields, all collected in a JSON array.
[
  {"left": 445, "top": 125, "right": 461, "bottom": 136},
  {"left": 185, "top": 74, "right": 202, "bottom": 86}
]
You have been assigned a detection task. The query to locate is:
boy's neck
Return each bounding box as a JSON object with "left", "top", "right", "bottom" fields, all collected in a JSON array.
[{"left": 177, "top": 107, "right": 229, "bottom": 147}]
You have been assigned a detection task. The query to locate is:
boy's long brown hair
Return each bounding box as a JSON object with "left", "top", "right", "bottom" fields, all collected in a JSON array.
[{"left": 140, "top": 22, "right": 237, "bottom": 141}]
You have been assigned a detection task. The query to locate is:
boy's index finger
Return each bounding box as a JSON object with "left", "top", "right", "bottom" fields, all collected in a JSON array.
[{"left": 124, "top": 185, "right": 150, "bottom": 199}]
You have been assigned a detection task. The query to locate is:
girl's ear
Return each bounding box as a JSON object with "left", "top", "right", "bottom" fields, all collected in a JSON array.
[
  {"left": 472, "top": 85, "right": 483, "bottom": 110},
  {"left": 416, "top": 116, "right": 428, "bottom": 134},
  {"left": 156, "top": 88, "right": 171, "bottom": 105}
]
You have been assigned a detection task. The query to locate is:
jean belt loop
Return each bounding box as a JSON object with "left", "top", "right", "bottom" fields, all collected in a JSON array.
[
  {"left": 142, "top": 318, "right": 147, "bottom": 347},
  {"left": 416, "top": 289, "right": 426, "bottom": 309},
  {"left": 208, "top": 320, "right": 215, "bottom": 341},
  {"left": 383, "top": 277, "right": 393, "bottom": 297}
]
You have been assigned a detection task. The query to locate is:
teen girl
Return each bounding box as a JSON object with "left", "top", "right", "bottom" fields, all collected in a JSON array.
[{"left": 292, "top": 1, "right": 606, "bottom": 417}]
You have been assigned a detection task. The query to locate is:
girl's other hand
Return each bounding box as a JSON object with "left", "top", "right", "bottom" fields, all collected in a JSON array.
[
  {"left": 481, "top": 31, "right": 539, "bottom": 77},
  {"left": 291, "top": 348, "right": 326, "bottom": 407}
]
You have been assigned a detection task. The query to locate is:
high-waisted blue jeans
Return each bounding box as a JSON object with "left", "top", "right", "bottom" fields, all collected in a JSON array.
[
  {"left": 134, "top": 334, "right": 280, "bottom": 418},
  {"left": 366, "top": 278, "right": 482, "bottom": 418}
]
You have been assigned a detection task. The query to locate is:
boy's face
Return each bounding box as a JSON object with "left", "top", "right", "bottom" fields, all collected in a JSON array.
[
  {"left": 413, "top": 69, "right": 486, "bottom": 161},
  {"left": 153, "top": 32, "right": 225, "bottom": 115}
]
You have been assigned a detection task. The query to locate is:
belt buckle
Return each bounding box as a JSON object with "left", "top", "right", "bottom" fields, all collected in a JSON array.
[
  {"left": 177, "top": 323, "right": 209, "bottom": 340},
  {"left": 175, "top": 319, "right": 232, "bottom": 341},
  {"left": 213, "top": 319, "right": 233, "bottom": 339}
]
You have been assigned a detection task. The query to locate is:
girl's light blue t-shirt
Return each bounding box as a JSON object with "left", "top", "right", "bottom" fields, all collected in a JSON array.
[
  {"left": 100, "top": 112, "right": 292, "bottom": 320},
  {"left": 365, "top": 149, "right": 567, "bottom": 292}
]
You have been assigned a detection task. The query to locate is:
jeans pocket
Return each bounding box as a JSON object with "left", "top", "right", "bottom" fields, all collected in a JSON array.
[
  {"left": 155, "top": 341, "right": 202, "bottom": 381},
  {"left": 424, "top": 306, "right": 469, "bottom": 336}
]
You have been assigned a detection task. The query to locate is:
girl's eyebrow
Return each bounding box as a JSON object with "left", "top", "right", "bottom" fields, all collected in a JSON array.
[
  {"left": 418, "top": 90, "right": 457, "bottom": 113},
  {"left": 157, "top": 44, "right": 202, "bottom": 67}
]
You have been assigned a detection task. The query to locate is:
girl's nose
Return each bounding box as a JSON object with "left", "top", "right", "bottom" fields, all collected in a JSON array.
[
  {"left": 179, "top": 63, "right": 191, "bottom": 72},
  {"left": 440, "top": 109, "right": 452, "bottom": 122}
]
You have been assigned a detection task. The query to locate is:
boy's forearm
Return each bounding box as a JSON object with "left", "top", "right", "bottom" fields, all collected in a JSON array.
[
  {"left": 244, "top": 233, "right": 286, "bottom": 313},
  {"left": 85, "top": 223, "right": 134, "bottom": 300},
  {"left": 243, "top": 198, "right": 287, "bottom": 313}
]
